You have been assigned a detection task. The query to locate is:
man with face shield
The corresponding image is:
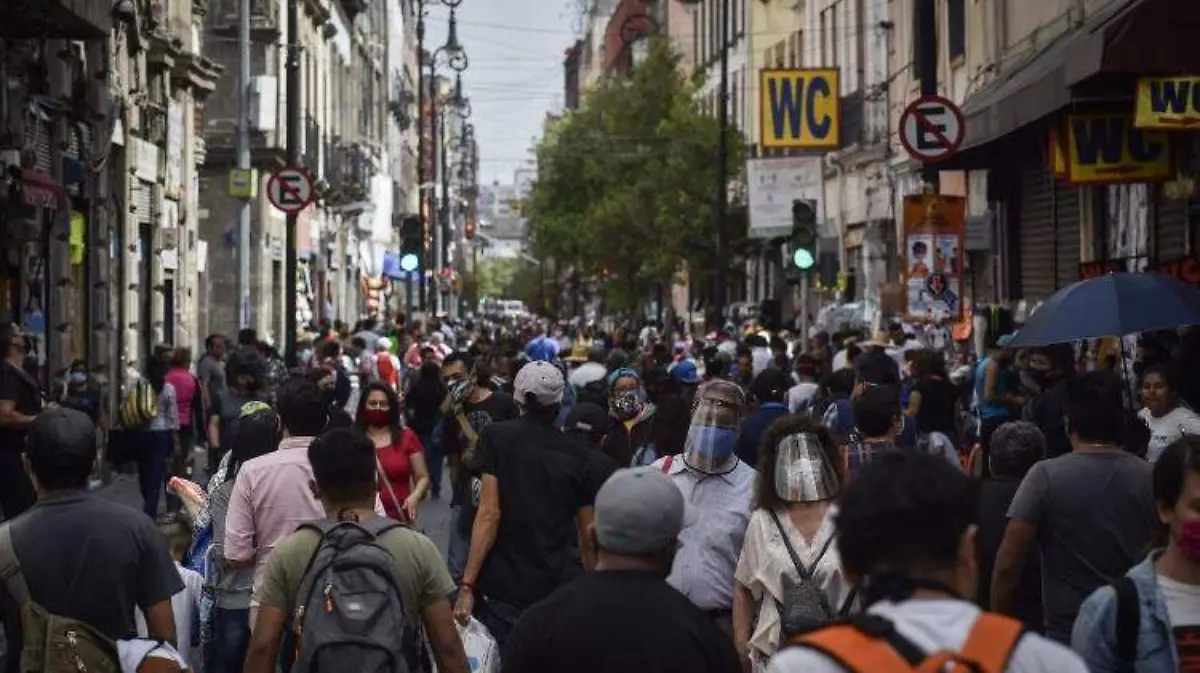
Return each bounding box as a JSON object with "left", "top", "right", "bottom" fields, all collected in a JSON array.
[
  {"left": 734, "top": 418, "right": 853, "bottom": 670},
  {"left": 656, "top": 379, "right": 756, "bottom": 637}
]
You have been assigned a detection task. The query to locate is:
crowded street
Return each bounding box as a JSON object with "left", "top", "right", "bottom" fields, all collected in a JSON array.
[{"left": 3, "top": 0, "right": 1200, "bottom": 672}]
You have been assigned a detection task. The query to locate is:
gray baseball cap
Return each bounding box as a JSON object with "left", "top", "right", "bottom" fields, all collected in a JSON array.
[
  {"left": 594, "top": 467, "right": 695, "bottom": 555},
  {"left": 513, "top": 360, "right": 565, "bottom": 406},
  {"left": 27, "top": 407, "right": 97, "bottom": 466}
]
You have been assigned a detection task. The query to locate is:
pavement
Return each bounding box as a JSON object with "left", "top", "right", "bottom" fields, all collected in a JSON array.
[{"left": 94, "top": 444, "right": 455, "bottom": 557}]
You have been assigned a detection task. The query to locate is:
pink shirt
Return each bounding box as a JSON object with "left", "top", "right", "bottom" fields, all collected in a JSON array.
[
  {"left": 223, "top": 436, "right": 387, "bottom": 587},
  {"left": 165, "top": 367, "right": 197, "bottom": 427}
]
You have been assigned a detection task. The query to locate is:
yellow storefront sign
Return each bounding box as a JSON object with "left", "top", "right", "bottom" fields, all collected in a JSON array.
[
  {"left": 1065, "top": 113, "right": 1172, "bottom": 185},
  {"left": 759, "top": 69, "right": 840, "bottom": 150},
  {"left": 1134, "top": 76, "right": 1200, "bottom": 130}
]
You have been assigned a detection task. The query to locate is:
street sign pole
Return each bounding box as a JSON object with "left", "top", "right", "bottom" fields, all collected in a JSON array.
[
  {"left": 236, "top": 0, "right": 251, "bottom": 331},
  {"left": 285, "top": 0, "right": 301, "bottom": 365},
  {"left": 917, "top": 0, "right": 939, "bottom": 189}
]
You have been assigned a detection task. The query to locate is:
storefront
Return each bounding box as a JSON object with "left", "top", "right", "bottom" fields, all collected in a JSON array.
[{"left": 1017, "top": 158, "right": 1081, "bottom": 301}]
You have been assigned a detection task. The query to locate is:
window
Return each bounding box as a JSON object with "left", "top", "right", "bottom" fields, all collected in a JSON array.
[
  {"left": 911, "top": 0, "right": 921, "bottom": 66},
  {"left": 774, "top": 43, "right": 785, "bottom": 67},
  {"left": 693, "top": 10, "right": 700, "bottom": 69},
  {"left": 948, "top": 0, "right": 966, "bottom": 63},
  {"left": 830, "top": 8, "right": 838, "bottom": 67},
  {"left": 731, "top": 70, "right": 739, "bottom": 129},
  {"left": 856, "top": 0, "right": 866, "bottom": 85}
]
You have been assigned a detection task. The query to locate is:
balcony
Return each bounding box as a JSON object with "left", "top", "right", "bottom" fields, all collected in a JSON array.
[
  {"left": 325, "top": 140, "right": 373, "bottom": 206},
  {"left": 206, "top": 0, "right": 277, "bottom": 36}
]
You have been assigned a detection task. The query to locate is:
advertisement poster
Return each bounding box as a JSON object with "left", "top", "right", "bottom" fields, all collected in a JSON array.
[{"left": 903, "top": 194, "right": 965, "bottom": 322}]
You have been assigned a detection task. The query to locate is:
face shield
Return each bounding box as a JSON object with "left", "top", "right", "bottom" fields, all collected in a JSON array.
[
  {"left": 774, "top": 432, "right": 839, "bottom": 504},
  {"left": 683, "top": 382, "right": 746, "bottom": 473}
]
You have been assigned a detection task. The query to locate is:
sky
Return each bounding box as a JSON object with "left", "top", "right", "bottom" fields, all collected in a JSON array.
[{"left": 423, "top": 0, "right": 581, "bottom": 187}]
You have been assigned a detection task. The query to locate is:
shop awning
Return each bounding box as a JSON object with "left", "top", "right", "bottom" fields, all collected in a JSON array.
[
  {"left": 959, "top": 0, "right": 1138, "bottom": 152},
  {"left": 1065, "top": 0, "right": 1200, "bottom": 86}
]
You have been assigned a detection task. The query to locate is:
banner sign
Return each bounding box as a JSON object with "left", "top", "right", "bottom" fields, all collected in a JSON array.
[
  {"left": 902, "top": 194, "right": 965, "bottom": 323},
  {"left": 1134, "top": 76, "right": 1200, "bottom": 130},
  {"left": 1079, "top": 255, "right": 1199, "bottom": 285},
  {"left": 759, "top": 68, "right": 840, "bottom": 150},
  {"left": 746, "top": 156, "right": 824, "bottom": 240},
  {"left": 1065, "top": 114, "right": 1172, "bottom": 185}
]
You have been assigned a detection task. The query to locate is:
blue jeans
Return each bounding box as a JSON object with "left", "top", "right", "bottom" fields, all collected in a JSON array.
[
  {"left": 474, "top": 597, "right": 522, "bottom": 659},
  {"left": 418, "top": 425, "right": 444, "bottom": 497},
  {"left": 447, "top": 506, "right": 470, "bottom": 583},
  {"left": 137, "top": 430, "right": 173, "bottom": 518},
  {"left": 205, "top": 607, "right": 250, "bottom": 673}
]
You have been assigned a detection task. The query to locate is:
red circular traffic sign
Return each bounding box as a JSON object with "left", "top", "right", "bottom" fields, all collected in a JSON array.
[
  {"left": 267, "top": 166, "right": 316, "bottom": 214},
  {"left": 899, "top": 95, "right": 966, "bottom": 164}
]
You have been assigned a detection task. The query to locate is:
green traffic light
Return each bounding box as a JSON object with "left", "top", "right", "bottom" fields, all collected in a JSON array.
[
  {"left": 793, "top": 248, "right": 815, "bottom": 270},
  {"left": 400, "top": 253, "right": 420, "bottom": 272}
]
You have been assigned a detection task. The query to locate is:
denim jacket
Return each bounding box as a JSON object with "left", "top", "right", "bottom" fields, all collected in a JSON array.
[{"left": 1071, "top": 550, "right": 1178, "bottom": 673}]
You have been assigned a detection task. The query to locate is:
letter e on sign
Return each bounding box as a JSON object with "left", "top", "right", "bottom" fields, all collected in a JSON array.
[
  {"left": 267, "top": 167, "right": 315, "bottom": 214},
  {"left": 899, "top": 95, "right": 965, "bottom": 163}
]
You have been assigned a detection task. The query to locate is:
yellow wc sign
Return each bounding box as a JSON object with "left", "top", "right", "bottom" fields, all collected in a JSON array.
[
  {"left": 1065, "top": 113, "right": 1172, "bottom": 185},
  {"left": 1135, "top": 76, "right": 1200, "bottom": 129},
  {"left": 759, "top": 69, "right": 840, "bottom": 150}
]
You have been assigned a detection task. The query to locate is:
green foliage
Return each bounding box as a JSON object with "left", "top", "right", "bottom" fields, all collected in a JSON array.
[
  {"left": 471, "top": 258, "right": 545, "bottom": 313},
  {"left": 526, "top": 38, "right": 747, "bottom": 312}
]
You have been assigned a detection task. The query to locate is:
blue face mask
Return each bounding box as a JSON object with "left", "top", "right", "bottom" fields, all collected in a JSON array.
[{"left": 684, "top": 425, "right": 740, "bottom": 473}]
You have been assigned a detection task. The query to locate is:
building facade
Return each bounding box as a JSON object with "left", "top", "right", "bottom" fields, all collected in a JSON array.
[{"left": 887, "top": 0, "right": 1200, "bottom": 330}]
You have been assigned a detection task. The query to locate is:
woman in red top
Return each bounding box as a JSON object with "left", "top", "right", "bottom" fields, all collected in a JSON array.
[{"left": 355, "top": 381, "right": 431, "bottom": 522}]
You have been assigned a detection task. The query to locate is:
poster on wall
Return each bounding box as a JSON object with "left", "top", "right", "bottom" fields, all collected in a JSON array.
[{"left": 902, "top": 194, "right": 965, "bottom": 323}]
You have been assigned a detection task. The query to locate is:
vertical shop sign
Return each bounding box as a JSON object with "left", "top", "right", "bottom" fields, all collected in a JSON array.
[{"left": 902, "top": 194, "right": 966, "bottom": 322}]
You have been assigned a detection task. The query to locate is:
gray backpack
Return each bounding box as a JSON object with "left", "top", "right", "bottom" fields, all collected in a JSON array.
[
  {"left": 292, "top": 519, "right": 411, "bottom": 673},
  {"left": 770, "top": 512, "right": 856, "bottom": 639}
]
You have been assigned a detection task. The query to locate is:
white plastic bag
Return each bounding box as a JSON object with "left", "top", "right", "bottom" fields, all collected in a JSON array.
[{"left": 431, "top": 617, "right": 500, "bottom": 673}]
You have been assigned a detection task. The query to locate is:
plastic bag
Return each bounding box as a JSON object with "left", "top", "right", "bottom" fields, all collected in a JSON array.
[{"left": 430, "top": 617, "right": 500, "bottom": 673}]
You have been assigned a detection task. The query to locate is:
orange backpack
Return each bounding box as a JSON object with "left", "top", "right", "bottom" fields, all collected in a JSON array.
[{"left": 787, "top": 612, "right": 1024, "bottom": 673}]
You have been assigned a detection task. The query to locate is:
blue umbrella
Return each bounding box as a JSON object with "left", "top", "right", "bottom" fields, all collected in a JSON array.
[{"left": 1010, "top": 273, "right": 1200, "bottom": 348}]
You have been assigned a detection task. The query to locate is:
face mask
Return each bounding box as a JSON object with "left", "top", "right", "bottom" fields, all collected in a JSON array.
[
  {"left": 1177, "top": 519, "right": 1200, "bottom": 562},
  {"left": 683, "top": 425, "right": 739, "bottom": 473},
  {"left": 69, "top": 372, "right": 87, "bottom": 385},
  {"left": 448, "top": 378, "right": 474, "bottom": 405},
  {"left": 362, "top": 408, "right": 390, "bottom": 427},
  {"left": 299, "top": 349, "right": 312, "bottom": 362},
  {"left": 611, "top": 389, "right": 644, "bottom": 419}
]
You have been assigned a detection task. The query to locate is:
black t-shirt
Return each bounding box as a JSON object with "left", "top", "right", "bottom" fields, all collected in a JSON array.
[
  {"left": 475, "top": 416, "right": 591, "bottom": 609},
  {"left": 976, "top": 477, "right": 1043, "bottom": 631},
  {"left": 0, "top": 363, "right": 41, "bottom": 453},
  {"left": 2, "top": 493, "right": 183, "bottom": 673},
  {"left": 446, "top": 392, "right": 519, "bottom": 534},
  {"left": 505, "top": 571, "right": 742, "bottom": 673},
  {"left": 912, "top": 376, "right": 958, "bottom": 436}
]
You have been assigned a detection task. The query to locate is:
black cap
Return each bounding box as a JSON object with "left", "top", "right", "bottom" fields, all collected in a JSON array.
[
  {"left": 752, "top": 367, "right": 792, "bottom": 400},
  {"left": 564, "top": 403, "right": 611, "bottom": 436},
  {"left": 27, "top": 407, "right": 97, "bottom": 466}
]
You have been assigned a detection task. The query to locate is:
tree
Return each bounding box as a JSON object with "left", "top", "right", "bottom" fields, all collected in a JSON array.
[{"left": 526, "top": 38, "right": 747, "bottom": 313}]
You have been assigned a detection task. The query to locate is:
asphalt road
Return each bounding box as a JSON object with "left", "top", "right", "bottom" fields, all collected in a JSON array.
[{"left": 94, "top": 444, "right": 455, "bottom": 557}]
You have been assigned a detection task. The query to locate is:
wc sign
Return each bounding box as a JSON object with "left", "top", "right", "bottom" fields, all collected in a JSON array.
[
  {"left": 1064, "top": 113, "right": 1172, "bottom": 185},
  {"left": 759, "top": 68, "right": 841, "bottom": 150}
]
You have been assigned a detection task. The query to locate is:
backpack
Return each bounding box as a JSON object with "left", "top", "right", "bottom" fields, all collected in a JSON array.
[
  {"left": 788, "top": 611, "right": 1025, "bottom": 673},
  {"left": 292, "top": 519, "right": 411, "bottom": 673},
  {"left": 375, "top": 354, "right": 399, "bottom": 389},
  {"left": 0, "top": 524, "right": 125, "bottom": 673},
  {"left": 1112, "top": 576, "right": 1140, "bottom": 670},
  {"left": 769, "top": 512, "right": 856, "bottom": 638},
  {"left": 120, "top": 379, "right": 159, "bottom": 430}
]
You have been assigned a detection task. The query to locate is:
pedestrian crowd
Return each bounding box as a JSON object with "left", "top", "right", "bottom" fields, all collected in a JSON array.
[{"left": 0, "top": 312, "right": 1195, "bottom": 673}]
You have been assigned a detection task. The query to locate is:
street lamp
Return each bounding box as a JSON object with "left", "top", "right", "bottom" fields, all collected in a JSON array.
[{"left": 418, "top": 1, "right": 468, "bottom": 315}]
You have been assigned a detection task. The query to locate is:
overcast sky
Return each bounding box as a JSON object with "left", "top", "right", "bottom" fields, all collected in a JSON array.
[{"left": 423, "top": 1, "right": 580, "bottom": 187}]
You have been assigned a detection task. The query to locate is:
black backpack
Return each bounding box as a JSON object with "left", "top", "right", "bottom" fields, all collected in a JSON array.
[{"left": 292, "top": 519, "right": 411, "bottom": 673}]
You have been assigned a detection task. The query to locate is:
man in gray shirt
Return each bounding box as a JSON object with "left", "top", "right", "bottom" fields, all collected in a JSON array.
[{"left": 991, "top": 370, "right": 1156, "bottom": 643}]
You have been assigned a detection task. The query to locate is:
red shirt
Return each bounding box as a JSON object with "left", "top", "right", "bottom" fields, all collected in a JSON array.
[{"left": 376, "top": 428, "right": 425, "bottom": 520}]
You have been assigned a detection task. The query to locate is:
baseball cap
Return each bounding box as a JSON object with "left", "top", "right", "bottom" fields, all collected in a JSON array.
[
  {"left": 564, "top": 402, "right": 610, "bottom": 435},
  {"left": 513, "top": 360, "right": 565, "bottom": 406},
  {"left": 671, "top": 359, "right": 700, "bottom": 385},
  {"left": 27, "top": 407, "right": 97, "bottom": 469},
  {"left": 594, "top": 467, "right": 696, "bottom": 555}
]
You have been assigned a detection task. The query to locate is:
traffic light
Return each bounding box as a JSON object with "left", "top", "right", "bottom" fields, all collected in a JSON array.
[
  {"left": 399, "top": 215, "right": 422, "bottom": 272},
  {"left": 791, "top": 199, "right": 817, "bottom": 270},
  {"left": 464, "top": 218, "right": 476, "bottom": 239}
]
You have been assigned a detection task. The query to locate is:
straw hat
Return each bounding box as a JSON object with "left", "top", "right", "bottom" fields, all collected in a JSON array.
[
  {"left": 566, "top": 342, "right": 589, "bottom": 363},
  {"left": 862, "top": 331, "right": 892, "bottom": 348}
]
